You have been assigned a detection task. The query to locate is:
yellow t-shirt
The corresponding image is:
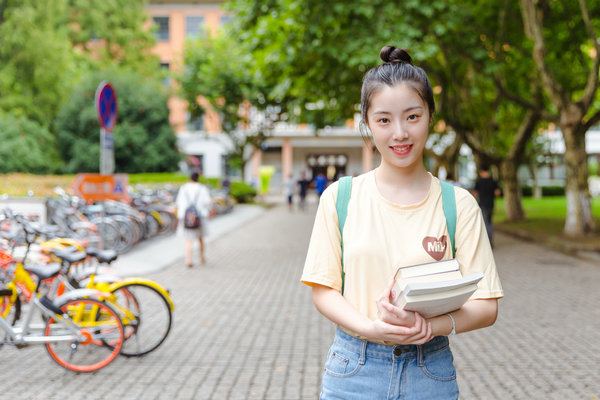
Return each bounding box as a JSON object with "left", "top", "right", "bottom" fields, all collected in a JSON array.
[{"left": 301, "top": 171, "right": 503, "bottom": 323}]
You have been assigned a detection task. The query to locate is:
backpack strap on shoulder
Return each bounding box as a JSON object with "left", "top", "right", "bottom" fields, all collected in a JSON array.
[
  {"left": 440, "top": 180, "right": 457, "bottom": 257},
  {"left": 336, "top": 176, "right": 352, "bottom": 295}
]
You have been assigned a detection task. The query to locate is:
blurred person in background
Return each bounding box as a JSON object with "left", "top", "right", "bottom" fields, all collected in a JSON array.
[{"left": 176, "top": 171, "right": 212, "bottom": 267}]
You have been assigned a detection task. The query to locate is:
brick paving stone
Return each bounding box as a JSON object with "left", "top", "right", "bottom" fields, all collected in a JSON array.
[{"left": 0, "top": 201, "right": 599, "bottom": 399}]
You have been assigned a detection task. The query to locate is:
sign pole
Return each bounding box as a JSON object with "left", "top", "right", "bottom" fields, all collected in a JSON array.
[{"left": 95, "top": 81, "right": 118, "bottom": 249}]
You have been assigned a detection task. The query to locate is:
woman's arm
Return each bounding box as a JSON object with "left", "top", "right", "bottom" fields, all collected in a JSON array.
[
  {"left": 427, "top": 298, "right": 498, "bottom": 336},
  {"left": 312, "top": 283, "right": 432, "bottom": 345}
]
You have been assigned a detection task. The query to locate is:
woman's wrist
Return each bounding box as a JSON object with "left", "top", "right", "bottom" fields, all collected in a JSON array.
[{"left": 428, "top": 314, "right": 455, "bottom": 336}]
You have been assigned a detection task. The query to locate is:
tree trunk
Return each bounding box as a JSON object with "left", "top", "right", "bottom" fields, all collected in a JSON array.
[
  {"left": 562, "top": 126, "right": 596, "bottom": 236},
  {"left": 500, "top": 160, "right": 525, "bottom": 221}
]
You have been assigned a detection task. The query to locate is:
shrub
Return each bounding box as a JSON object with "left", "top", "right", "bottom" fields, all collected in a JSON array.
[
  {"left": 229, "top": 181, "right": 257, "bottom": 203},
  {"left": 521, "top": 185, "right": 565, "bottom": 197},
  {"left": 199, "top": 177, "right": 220, "bottom": 188},
  {"left": 0, "top": 115, "right": 61, "bottom": 173}
]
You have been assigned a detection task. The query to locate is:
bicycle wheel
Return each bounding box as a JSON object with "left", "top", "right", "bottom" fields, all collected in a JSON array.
[
  {"left": 45, "top": 298, "right": 124, "bottom": 372},
  {"left": 91, "top": 217, "right": 121, "bottom": 251},
  {"left": 110, "top": 283, "right": 172, "bottom": 357}
]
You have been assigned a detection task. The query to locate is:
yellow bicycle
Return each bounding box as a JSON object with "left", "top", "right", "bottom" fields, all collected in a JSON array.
[
  {"left": 41, "top": 237, "right": 174, "bottom": 357},
  {"left": 0, "top": 249, "right": 124, "bottom": 372}
]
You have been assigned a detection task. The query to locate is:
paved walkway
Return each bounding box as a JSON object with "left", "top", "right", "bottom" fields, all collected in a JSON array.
[{"left": 1, "top": 197, "right": 600, "bottom": 399}]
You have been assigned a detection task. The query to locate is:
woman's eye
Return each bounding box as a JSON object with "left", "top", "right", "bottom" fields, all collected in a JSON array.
[
  {"left": 408, "top": 114, "right": 419, "bottom": 121},
  {"left": 378, "top": 118, "right": 390, "bottom": 124}
]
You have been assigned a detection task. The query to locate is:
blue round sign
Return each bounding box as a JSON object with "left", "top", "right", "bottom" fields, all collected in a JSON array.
[{"left": 95, "top": 81, "right": 118, "bottom": 132}]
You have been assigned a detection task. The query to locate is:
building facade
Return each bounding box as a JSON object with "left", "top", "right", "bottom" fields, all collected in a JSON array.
[{"left": 146, "top": 1, "right": 375, "bottom": 192}]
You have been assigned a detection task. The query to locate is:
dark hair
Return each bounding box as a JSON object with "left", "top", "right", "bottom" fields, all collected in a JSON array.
[
  {"left": 191, "top": 172, "right": 199, "bottom": 182},
  {"left": 360, "top": 46, "right": 435, "bottom": 132}
]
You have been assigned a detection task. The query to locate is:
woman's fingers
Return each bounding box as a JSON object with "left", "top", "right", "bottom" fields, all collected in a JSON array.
[{"left": 378, "top": 313, "right": 433, "bottom": 345}]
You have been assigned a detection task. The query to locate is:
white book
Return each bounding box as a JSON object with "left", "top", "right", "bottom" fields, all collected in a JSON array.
[
  {"left": 395, "top": 258, "right": 460, "bottom": 279},
  {"left": 394, "top": 272, "right": 484, "bottom": 318},
  {"left": 391, "top": 258, "right": 462, "bottom": 303}
]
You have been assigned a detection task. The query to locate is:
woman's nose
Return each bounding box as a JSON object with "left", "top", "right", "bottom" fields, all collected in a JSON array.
[{"left": 392, "top": 121, "right": 409, "bottom": 140}]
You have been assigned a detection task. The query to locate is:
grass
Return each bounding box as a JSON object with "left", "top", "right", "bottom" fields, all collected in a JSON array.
[
  {"left": 494, "top": 196, "right": 600, "bottom": 251},
  {"left": 0, "top": 172, "right": 189, "bottom": 197}
]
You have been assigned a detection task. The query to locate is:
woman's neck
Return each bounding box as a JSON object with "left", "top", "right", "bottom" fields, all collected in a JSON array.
[{"left": 374, "top": 164, "right": 431, "bottom": 205}]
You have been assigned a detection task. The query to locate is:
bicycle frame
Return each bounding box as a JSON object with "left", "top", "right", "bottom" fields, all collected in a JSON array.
[{"left": 0, "top": 293, "right": 85, "bottom": 346}]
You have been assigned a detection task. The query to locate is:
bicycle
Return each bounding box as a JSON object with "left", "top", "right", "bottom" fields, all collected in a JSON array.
[
  {"left": 2, "top": 216, "right": 174, "bottom": 358},
  {"left": 0, "top": 250, "right": 124, "bottom": 372},
  {"left": 40, "top": 238, "right": 174, "bottom": 357}
]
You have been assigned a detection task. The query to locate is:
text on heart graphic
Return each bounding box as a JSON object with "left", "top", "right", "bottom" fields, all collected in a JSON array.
[{"left": 422, "top": 236, "right": 447, "bottom": 261}]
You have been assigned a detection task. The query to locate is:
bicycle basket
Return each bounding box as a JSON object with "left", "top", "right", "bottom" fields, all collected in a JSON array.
[{"left": 0, "top": 248, "right": 13, "bottom": 268}]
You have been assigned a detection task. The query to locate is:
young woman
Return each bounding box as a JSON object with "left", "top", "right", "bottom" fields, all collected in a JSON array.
[{"left": 301, "top": 46, "right": 503, "bottom": 399}]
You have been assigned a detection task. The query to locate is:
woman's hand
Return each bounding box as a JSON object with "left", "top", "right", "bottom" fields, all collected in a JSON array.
[
  {"left": 370, "top": 278, "right": 433, "bottom": 345},
  {"left": 311, "top": 283, "right": 432, "bottom": 346},
  {"left": 369, "top": 311, "right": 432, "bottom": 345},
  {"left": 376, "top": 278, "right": 416, "bottom": 327}
]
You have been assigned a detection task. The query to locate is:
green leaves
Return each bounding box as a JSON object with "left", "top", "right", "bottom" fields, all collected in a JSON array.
[
  {"left": 0, "top": 0, "right": 166, "bottom": 173},
  {"left": 0, "top": 114, "right": 61, "bottom": 173},
  {"left": 55, "top": 70, "right": 180, "bottom": 173}
]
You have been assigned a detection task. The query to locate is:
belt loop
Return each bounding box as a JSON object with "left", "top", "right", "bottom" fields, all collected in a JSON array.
[
  {"left": 417, "top": 344, "right": 425, "bottom": 367},
  {"left": 359, "top": 339, "right": 367, "bottom": 365}
]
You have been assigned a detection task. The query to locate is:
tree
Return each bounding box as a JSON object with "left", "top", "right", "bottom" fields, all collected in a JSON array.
[
  {"left": 227, "top": 0, "right": 548, "bottom": 222},
  {"left": 54, "top": 69, "right": 180, "bottom": 173},
  {"left": 66, "top": 0, "right": 160, "bottom": 77},
  {"left": 178, "top": 32, "right": 271, "bottom": 173},
  {"left": 519, "top": 0, "right": 600, "bottom": 236},
  {"left": 0, "top": 0, "right": 75, "bottom": 125},
  {"left": 0, "top": 114, "right": 61, "bottom": 173}
]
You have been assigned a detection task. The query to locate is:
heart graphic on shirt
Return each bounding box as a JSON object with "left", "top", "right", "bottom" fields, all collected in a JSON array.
[{"left": 422, "top": 236, "right": 447, "bottom": 261}]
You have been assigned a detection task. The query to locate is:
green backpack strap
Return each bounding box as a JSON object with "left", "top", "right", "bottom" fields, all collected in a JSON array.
[
  {"left": 336, "top": 176, "right": 353, "bottom": 295},
  {"left": 440, "top": 180, "right": 457, "bottom": 257}
]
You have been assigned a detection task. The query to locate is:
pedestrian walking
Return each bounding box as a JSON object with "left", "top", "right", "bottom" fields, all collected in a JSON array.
[
  {"left": 301, "top": 46, "right": 503, "bottom": 399},
  {"left": 176, "top": 171, "right": 212, "bottom": 267},
  {"left": 221, "top": 174, "right": 231, "bottom": 196},
  {"left": 472, "top": 164, "right": 501, "bottom": 246},
  {"left": 314, "top": 172, "right": 328, "bottom": 196},
  {"left": 283, "top": 173, "right": 295, "bottom": 211},
  {"left": 297, "top": 172, "right": 310, "bottom": 210}
]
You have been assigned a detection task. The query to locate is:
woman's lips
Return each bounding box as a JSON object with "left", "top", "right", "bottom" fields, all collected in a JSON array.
[{"left": 390, "top": 144, "right": 413, "bottom": 155}]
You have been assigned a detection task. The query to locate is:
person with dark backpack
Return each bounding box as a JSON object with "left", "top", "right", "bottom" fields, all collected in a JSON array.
[{"left": 176, "top": 171, "right": 212, "bottom": 267}]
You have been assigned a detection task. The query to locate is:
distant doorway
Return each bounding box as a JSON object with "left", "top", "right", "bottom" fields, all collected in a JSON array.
[{"left": 307, "top": 154, "right": 348, "bottom": 182}]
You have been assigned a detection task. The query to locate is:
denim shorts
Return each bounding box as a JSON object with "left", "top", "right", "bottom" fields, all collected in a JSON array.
[{"left": 320, "top": 328, "right": 459, "bottom": 400}]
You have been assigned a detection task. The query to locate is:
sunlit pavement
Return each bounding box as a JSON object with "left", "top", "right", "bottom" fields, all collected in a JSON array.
[{"left": 1, "top": 194, "right": 599, "bottom": 399}]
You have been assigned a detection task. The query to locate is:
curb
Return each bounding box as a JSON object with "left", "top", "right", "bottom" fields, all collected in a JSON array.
[
  {"left": 112, "top": 203, "right": 267, "bottom": 277},
  {"left": 495, "top": 225, "right": 600, "bottom": 263}
]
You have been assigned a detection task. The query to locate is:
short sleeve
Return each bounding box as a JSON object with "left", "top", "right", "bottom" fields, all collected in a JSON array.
[
  {"left": 454, "top": 188, "right": 503, "bottom": 299},
  {"left": 300, "top": 183, "right": 344, "bottom": 291}
]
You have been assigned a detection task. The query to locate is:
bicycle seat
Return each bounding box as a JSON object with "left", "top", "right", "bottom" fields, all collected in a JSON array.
[
  {"left": 24, "top": 263, "right": 62, "bottom": 281},
  {"left": 52, "top": 248, "right": 87, "bottom": 265},
  {"left": 86, "top": 249, "right": 118, "bottom": 264}
]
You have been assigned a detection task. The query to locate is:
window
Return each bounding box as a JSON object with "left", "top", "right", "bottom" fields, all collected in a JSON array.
[
  {"left": 219, "top": 14, "right": 233, "bottom": 26},
  {"left": 186, "top": 111, "right": 204, "bottom": 132},
  {"left": 153, "top": 16, "right": 169, "bottom": 41},
  {"left": 160, "top": 63, "right": 170, "bottom": 86},
  {"left": 186, "top": 16, "right": 205, "bottom": 38}
]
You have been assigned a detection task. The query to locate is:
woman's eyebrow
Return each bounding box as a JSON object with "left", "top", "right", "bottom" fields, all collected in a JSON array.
[{"left": 371, "top": 105, "right": 424, "bottom": 115}]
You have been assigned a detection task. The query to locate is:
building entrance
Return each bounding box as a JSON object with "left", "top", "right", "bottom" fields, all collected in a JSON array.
[{"left": 307, "top": 154, "right": 348, "bottom": 182}]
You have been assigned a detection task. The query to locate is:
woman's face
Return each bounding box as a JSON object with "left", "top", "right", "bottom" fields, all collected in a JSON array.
[{"left": 366, "top": 84, "right": 430, "bottom": 172}]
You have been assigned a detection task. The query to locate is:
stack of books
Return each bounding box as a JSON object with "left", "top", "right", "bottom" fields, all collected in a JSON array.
[{"left": 391, "top": 258, "right": 483, "bottom": 318}]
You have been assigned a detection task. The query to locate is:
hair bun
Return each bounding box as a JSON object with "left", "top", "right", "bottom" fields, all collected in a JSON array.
[{"left": 379, "top": 46, "right": 412, "bottom": 65}]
